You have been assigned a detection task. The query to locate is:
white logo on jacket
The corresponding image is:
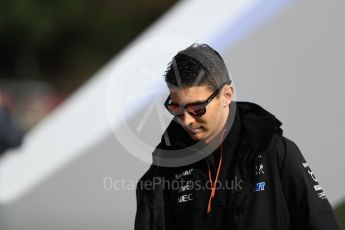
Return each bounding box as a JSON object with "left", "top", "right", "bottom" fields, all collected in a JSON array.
[
  {"left": 177, "top": 193, "right": 193, "bottom": 203},
  {"left": 302, "top": 162, "right": 326, "bottom": 199},
  {"left": 255, "top": 155, "right": 265, "bottom": 175},
  {"left": 175, "top": 168, "right": 194, "bottom": 179},
  {"left": 175, "top": 168, "right": 194, "bottom": 203}
]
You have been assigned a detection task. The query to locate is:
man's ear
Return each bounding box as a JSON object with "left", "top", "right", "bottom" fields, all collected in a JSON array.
[{"left": 222, "top": 84, "right": 233, "bottom": 107}]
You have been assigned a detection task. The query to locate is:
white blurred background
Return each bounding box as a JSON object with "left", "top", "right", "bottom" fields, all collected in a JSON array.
[{"left": 0, "top": 0, "right": 344, "bottom": 229}]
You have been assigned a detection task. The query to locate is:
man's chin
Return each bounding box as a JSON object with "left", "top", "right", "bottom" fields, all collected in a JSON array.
[
  {"left": 188, "top": 130, "right": 220, "bottom": 144},
  {"left": 187, "top": 131, "right": 205, "bottom": 141}
]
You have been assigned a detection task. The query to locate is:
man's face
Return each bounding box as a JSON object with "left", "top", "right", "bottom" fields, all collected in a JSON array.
[{"left": 168, "top": 85, "right": 232, "bottom": 143}]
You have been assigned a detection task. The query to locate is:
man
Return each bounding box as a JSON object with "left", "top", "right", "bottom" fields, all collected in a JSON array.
[{"left": 134, "top": 43, "right": 341, "bottom": 230}]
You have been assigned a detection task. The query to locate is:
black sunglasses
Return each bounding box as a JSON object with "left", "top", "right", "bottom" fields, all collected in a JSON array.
[{"left": 164, "top": 81, "right": 231, "bottom": 117}]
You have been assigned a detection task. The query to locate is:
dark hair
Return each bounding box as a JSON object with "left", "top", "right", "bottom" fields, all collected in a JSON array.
[{"left": 163, "top": 43, "right": 231, "bottom": 93}]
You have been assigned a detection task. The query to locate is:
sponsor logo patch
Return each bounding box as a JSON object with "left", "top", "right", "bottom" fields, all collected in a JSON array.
[
  {"left": 256, "top": 181, "right": 265, "bottom": 192},
  {"left": 175, "top": 168, "right": 194, "bottom": 180},
  {"left": 177, "top": 193, "right": 193, "bottom": 203},
  {"left": 302, "top": 162, "right": 326, "bottom": 199}
]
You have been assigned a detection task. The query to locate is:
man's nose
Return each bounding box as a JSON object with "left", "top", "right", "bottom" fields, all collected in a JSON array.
[{"left": 179, "top": 111, "right": 196, "bottom": 126}]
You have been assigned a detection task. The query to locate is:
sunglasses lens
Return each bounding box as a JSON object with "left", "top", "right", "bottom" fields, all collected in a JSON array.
[
  {"left": 186, "top": 104, "right": 207, "bottom": 116},
  {"left": 166, "top": 104, "right": 184, "bottom": 116}
]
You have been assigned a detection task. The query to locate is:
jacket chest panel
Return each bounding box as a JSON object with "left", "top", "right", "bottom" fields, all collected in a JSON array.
[{"left": 164, "top": 166, "right": 208, "bottom": 209}]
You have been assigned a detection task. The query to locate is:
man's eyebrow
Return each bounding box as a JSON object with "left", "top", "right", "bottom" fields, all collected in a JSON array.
[
  {"left": 190, "top": 100, "right": 204, "bottom": 104},
  {"left": 170, "top": 100, "right": 204, "bottom": 105}
]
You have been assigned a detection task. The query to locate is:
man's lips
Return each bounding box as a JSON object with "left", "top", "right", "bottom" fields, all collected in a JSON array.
[{"left": 187, "top": 126, "right": 203, "bottom": 133}]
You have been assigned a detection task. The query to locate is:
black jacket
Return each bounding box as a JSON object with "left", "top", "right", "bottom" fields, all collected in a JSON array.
[{"left": 134, "top": 101, "right": 341, "bottom": 230}]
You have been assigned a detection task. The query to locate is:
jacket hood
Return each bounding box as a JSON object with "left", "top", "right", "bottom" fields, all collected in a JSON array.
[{"left": 237, "top": 101, "right": 283, "bottom": 151}]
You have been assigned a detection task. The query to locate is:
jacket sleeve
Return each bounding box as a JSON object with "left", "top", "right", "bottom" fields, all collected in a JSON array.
[
  {"left": 134, "top": 165, "right": 154, "bottom": 230},
  {"left": 134, "top": 165, "right": 166, "bottom": 230},
  {"left": 279, "top": 136, "right": 342, "bottom": 230},
  {"left": 134, "top": 180, "right": 151, "bottom": 230}
]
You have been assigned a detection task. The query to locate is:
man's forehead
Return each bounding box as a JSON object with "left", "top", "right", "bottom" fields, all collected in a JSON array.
[
  {"left": 168, "top": 86, "right": 213, "bottom": 103},
  {"left": 169, "top": 85, "right": 212, "bottom": 93}
]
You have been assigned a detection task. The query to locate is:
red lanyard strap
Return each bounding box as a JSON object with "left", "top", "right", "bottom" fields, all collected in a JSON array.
[{"left": 206, "top": 128, "right": 227, "bottom": 214}]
